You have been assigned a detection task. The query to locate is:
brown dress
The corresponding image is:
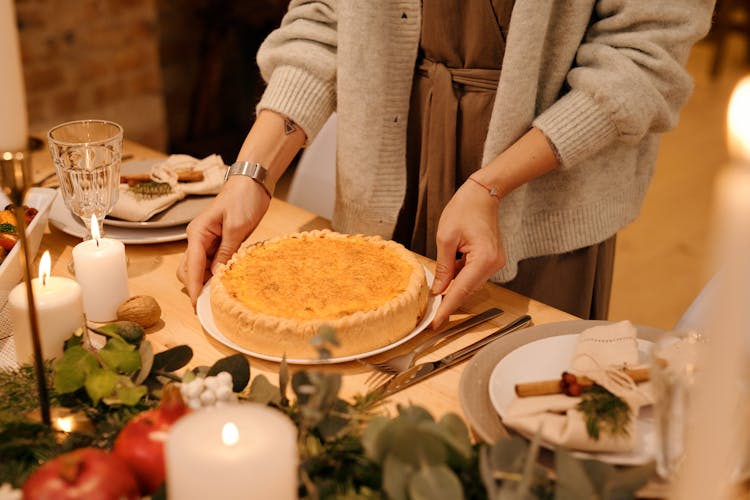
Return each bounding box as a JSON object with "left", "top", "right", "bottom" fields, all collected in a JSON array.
[{"left": 393, "top": 0, "right": 615, "bottom": 320}]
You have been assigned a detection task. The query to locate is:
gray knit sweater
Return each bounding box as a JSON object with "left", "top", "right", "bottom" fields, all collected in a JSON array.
[{"left": 256, "top": 0, "right": 713, "bottom": 282}]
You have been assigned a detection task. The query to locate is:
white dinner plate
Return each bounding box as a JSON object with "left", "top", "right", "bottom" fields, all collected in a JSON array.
[
  {"left": 104, "top": 159, "right": 215, "bottom": 229},
  {"left": 48, "top": 191, "right": 187, "bottom": 244},
  {"left": 196, "top": 267, "right": 442, "bottom": 364},
  {"left": 487, "top": 333, "right": 656, "bottom": 465}
]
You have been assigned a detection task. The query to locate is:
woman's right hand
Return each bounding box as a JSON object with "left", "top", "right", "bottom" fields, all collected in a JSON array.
[{"left": 177, "top": 176, "right": 271, "bottom": 306}]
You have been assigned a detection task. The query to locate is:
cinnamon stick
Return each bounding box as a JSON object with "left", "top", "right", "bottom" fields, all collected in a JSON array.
[{"left": 514, "top": 366, "right": 652, "bottom": 398}]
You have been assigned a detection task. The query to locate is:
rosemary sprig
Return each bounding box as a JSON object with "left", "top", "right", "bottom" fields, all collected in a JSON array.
[
  {"left": 128, "top": 181, "right": 173, "bottom": 198},
  {"left": 576, "top": 386, "right": 631, "bottom": 440}
]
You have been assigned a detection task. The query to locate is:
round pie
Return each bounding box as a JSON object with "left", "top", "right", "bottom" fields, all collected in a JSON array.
[{"left": 210, "top": 230, "right": 429, "bottom": 359}]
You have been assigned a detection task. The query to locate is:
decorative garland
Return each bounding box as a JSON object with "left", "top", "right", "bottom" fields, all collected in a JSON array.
[{"left": 0, "top": 324, "right": 655, "bottom": 499}]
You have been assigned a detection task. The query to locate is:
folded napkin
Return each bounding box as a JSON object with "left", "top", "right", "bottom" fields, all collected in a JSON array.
[
  {"left": 108, "top": 154, "right": 225, "bottom": 222},
  {"left": 503, "top": 321, "right": 654, "bottom": 453}
]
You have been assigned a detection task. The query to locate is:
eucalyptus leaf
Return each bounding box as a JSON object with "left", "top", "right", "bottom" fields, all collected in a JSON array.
[
  {"left": 133, "top": 340, "right": 154, "bottom": 385},
  {"left": 371, "top": 417, "right": 447, "bottom": 467},
  {"left": 416, "top": 416, "right": 472, "bottom": 460},
  {"left": 99, "top": 337, "right": 141, "bottom": 373},
  {"left": 580, "top": 458, "right": 654, "bottom": 500},
  {"left": 152, "top": 345, "right": 194, "bottom": 372},
  {"left": 53, "top": 346, "right": 99, "bottom": 394},
  {"left": 207, "top": 354, "right": 250, "bottom": 392},
  {"left": 84, "top": 368, "right": 118, "bottom": 405},
  {"left": 94, "top": 321, "right": 144, "bottom": 345},
  {"left": 554, "top": 450, "right": 596, "bottom": 500},
  {"left": 248, "top": 374, "right": 281, "bottom": 406},
  {"left": 362, "top": 416, "right": 390, "bottom": 462},
  {"left": 407, "top": 464, "right": 464, "bottom": 500},
  {"left": 317, "top": 399, "right": 350, "bottom": 441},
  {"left": 398, "top": 405, "right": 435, "bottom": 424},
  {"left": 490, "top": 436, "right": 530, "bottom": 473},
  {"left": 382, "top": 453, "right": 415, "bottom": 500}
]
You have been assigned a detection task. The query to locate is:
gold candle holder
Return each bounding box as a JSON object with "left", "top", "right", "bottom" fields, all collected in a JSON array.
[{"left": 0, "top": 150, "right": 51, "bottom": 426}]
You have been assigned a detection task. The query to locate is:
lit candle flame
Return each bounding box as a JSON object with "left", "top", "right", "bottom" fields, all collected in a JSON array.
[
  {"left": 222, "top": 422, "right": 239, "bottom": 446},
  {"left": 727, "top": 76, "right": 750, "bottom": 164},
  {"left": 38, "top": 250, "right": 51, "bottom": 285},
  {"left": 90, "top": 214, "right": 100, "bottom": 241},
  {"left": 56, "top": 416, "right": 74, "bottom": 433}
]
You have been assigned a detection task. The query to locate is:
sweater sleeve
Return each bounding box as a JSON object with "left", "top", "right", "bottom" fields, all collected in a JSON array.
[
  {"left": 256, "top": 0, "right": 338, "bottom": 143},
  {"left": 533, "top": 0, "right": 714, "bottom": 168}
]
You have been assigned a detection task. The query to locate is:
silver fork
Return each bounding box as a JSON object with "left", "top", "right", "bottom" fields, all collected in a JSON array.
[{"left": 361, "top": 307, "right": 503, "bottom": 386}]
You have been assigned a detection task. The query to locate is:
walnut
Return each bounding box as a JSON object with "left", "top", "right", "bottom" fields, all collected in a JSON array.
[{"left": 116, "top": 295, "right": 161, "bottom": 328}]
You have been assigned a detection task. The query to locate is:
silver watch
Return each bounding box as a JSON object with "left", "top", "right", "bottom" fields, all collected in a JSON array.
[{"left": 224, "top": 161, "right": 275, "bottom": 197}]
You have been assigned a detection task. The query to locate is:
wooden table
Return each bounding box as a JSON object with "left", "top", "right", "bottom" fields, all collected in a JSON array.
[{"left": 30, "top": 140, "right": 577, "bottom": 423}]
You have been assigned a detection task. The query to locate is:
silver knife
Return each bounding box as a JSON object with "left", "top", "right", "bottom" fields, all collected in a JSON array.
[{"left": 372, "top": 314, "right": 532, "bottom": 399}]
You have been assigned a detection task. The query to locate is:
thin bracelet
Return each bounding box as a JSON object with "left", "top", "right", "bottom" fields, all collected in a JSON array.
[{"left": 467, "top": 177, "right": 501, "bottom": 201}]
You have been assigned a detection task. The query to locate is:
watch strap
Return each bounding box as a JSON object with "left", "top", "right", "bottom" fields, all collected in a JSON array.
[{"left": 224, "top": 161, "right": 275, "bottom": 197}]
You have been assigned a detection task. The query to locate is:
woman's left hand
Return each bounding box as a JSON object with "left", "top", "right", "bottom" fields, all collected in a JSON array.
[{"left": 430, "top": 179, "right": 506, "bottom": 328}]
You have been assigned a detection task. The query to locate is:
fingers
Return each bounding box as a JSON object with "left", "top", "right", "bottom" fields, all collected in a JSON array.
[
  {"left": 431, "top": 254, "right": 491, "bottom": 328},
  {"left": 431, "top": 233, "right": 460, "bottom": 295},
  {"left": 209, "top": 216, "right": 250, "bottom": 275},
  {"left": 182, "top": 219, "right": 219, "bottom": 307}
]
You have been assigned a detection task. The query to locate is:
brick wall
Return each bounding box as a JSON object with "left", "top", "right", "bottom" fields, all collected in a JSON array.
[{"left": 15, "top": 0, "right": 168, "bottom": 151}]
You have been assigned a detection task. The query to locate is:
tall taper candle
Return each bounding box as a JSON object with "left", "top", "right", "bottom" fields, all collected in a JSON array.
[{"left": 0, "top": 0, "right": 29, "bottom": 152}]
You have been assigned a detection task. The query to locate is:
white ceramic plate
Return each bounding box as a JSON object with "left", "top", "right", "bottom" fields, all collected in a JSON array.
[
  {"left": 48, "top": 191, "right": 187, "bottom": 244},
  {"left": 488, "top": 333, "right": 655, "bottom": 465},
  {"left": 105, "top": 159, "right": 215, "bottom": 229},
  {"left": 0, "top": 188, "right": 57, "bottom": 312},
  {"left": 196, "top": 267, "right": 441, "bottom": 364}
]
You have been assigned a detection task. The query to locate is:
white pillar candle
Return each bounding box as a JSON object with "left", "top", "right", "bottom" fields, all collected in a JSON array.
[
  {"left": 8, "top": 251, "right": 85, "bottom": 363},
  {"left": 0, "top": 0, "right": 29, "bottom": 151},
  {"left": 674, "top": 77, "right": 750, "bottom": 499},
  {"left": 166, "top": 404, "right": 298, "bottom": 500},
  {"left": 71, "top": 215, "right": 129, "bottom": 322}
]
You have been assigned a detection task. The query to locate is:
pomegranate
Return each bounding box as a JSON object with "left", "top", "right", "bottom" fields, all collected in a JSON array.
[
  {"left": 22, "top": 447, "right": 139, "bottom": 500},
  {"left": 113, "top": 384, "right": 189, "bottom": 494}
]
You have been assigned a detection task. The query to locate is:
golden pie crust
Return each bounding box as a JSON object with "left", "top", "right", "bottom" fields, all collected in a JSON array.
[{"left": 210, "top": 230, "right": 429, "bottom": 359}]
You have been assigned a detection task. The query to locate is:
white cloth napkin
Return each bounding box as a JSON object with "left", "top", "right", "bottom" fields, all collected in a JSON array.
[
  {"left": 503, "top": 321, "right": 654, "bottom": 453},
  {"left": 108, "top": 154, "right": 225, "bottom": 222}
]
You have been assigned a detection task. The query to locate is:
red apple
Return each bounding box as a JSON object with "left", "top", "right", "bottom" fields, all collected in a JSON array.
[
  {"left": 22, "top": 447, "right": 139, "bottom": 500},
  {"left": 113, "top": 384, "right": 189, "bottom": 494}
]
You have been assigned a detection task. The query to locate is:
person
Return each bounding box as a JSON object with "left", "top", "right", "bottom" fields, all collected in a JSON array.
[{"left": 177, "top": 0, "right": 714, "bottom": 328}]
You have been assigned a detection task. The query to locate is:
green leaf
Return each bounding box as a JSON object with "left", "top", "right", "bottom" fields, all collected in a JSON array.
[
  {"left": 382, "top": 453, "right": 415, "bottom": 500},
  {"left": 62, "top": 329, "right": 84, "bottom": 350},
  {"left": 152, "top": 345, "right": 193, "bottom": 372},
  {"left": 372, "top": 417, "right": 447, "bottom": 467},
  {"left": 427, "top": 413, "right": 473, "bottom": 459},
  {"left": 247, "top": 374, "right": 281, "bottom": 405},
  {"left": 0, "top": 223, "right": 17, "bottom": 234},
  {"left": 207, "top": 354, "right": 250, "bottom": 392},
  {"left": 99, "top": 337, "right": 141, "bottom": 373},
  {"left": 53, "top": 346, "right": 99, "bottom": 393},
  {"left": 94, "top": 321, "right": 144, "bottom": 345},
  {"left": 554, "top": 449, "right": 596, "bottom": 500},
  {"left": 362, "top": 416, "right": 390, "bottom": 462},
  {"left": 489, "top": 436, "right": 530, "bottom": 472},
  {"left": 407, "top": 464, "right": 465, "bottom": 500},
  {"left": 317, "top": 399, "right": 350, "bottom": 441},
  {"left": 311, "top": 325, "right": 340, "bottom": 347},
  {"left": 398, "top": 405, "right": 435, "bottom": 424},
  {"left": 581, "top": 459, "right": 655, "bottom": 499},
  {"left": 114, "top": 383, "right": 148, "bottom": 406},
  {"left": 84, "top": 368, "right": 118, "bottom": 405}
]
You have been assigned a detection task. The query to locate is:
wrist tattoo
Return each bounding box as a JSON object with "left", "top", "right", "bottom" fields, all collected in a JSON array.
[{"left": 284, "top": 118, "right": 297, "bottom": 136}]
